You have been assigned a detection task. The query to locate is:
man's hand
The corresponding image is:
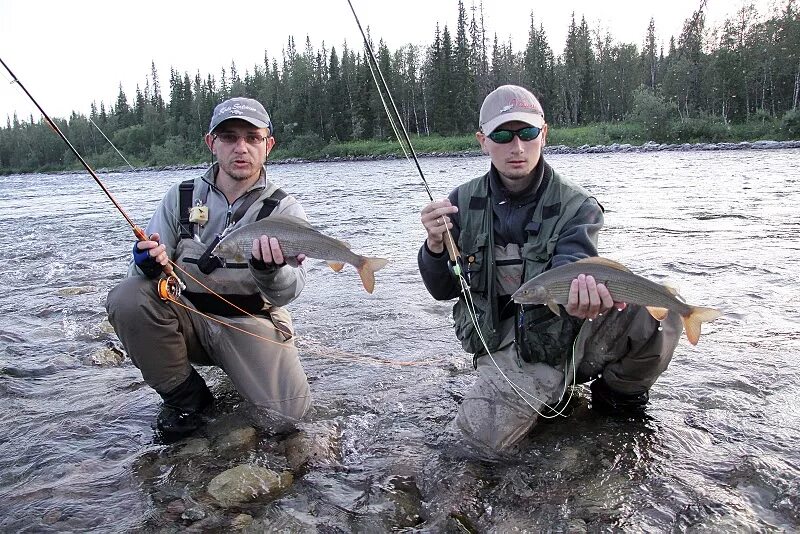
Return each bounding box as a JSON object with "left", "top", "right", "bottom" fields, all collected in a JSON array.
[
  {"left": 135, "top": 233, "right": 170, "bottom": 268},
  {"left": 252, "top": 236, "right": 305, "bottom": 268},
  {"left": 420, "top": 199, "right": 458, "bottom": 254},
  {"left": 565, "top": 274, "right": 627, "bottom": 320},
  {"left": 133, "top": 233, "right": 172, "bottom": 277}
]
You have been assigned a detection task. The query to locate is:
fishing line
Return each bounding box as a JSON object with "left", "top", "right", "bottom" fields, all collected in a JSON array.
[
  {"left": 0, "top": 58, "right": 293, "bottom": 356},
  {"left": 1, "top": 57, "right": 452, "bottom": 371},
  {"left": 0, "top": 57, "right": 150, "bottom": 243},
  {"left": 139, "top": 197, "right": 447, "bottom": 368},
  {"left": 345, "top": 0, "right": 576, "bottom": 418},
  {"left": 345, "top": 0, "right": 461, "bottom": 266},
  {"left": 87, "top": 116, "right": 136, "bottom": 171}
]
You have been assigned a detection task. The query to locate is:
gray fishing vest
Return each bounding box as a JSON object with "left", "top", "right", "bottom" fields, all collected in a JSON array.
[
  {"left": 174, "top": 175, "right": 286, "bottom": 316},
  {"left": 452, "top": 167, "right": 593, "bottom": 364}
]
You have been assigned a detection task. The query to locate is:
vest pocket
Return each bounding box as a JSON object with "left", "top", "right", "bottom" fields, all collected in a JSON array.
[
  {"left": 521, "top": 241, "right": 550, "bottom": 279},
  {"left": 517, "top": 305, "right": 583, "bottom": 366},
  {"left": 453, "top": 297, "right": 492, "bottom": 355},
  {"left": 462, "top": 232, "right": 489, "bottom": 294}
]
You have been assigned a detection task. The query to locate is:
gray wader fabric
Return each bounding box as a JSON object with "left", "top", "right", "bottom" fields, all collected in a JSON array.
[
  {"left": 456, "top": 244, "right": 682, "bottom": 451},
  {"left": 457, "top": 318, "right": 567, "bottom": 451},
  {"left": 573, "top": 303, "right": 682, "bottom": 396},
  {"left": 106, "top": 276, "right": 311, "bottom": 420}
]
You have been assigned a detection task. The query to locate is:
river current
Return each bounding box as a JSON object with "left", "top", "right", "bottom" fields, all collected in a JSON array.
[{"left": 1, "top": 149, "right": 798, "bottom": 532}]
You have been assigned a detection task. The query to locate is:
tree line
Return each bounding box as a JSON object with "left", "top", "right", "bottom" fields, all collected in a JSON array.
[{"left": 1, "top": 0, "right": 798, "bottom": 173}]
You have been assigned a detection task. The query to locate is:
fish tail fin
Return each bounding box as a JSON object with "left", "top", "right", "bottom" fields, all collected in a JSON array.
[
  {"left": 357, "top": 257, "right": 389, "bottom": 294},
  {"left": 682, "top": 306, "right": 723, "bottom": 345},
  {"left": 327, "top": 261, "right": 345, "bottom": 272}
]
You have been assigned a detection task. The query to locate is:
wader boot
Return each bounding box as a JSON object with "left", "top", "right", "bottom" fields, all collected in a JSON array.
[
  {"left": 589, "top": 377, "right": 649, "bottom": 415},
  {"left": 156, "top": 367, "right": 214, "bottom": 439}
]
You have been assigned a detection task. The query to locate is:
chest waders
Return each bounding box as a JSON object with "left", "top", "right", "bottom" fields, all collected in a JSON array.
[
  {"left": 174, "top": 177, "right": 287, "bottom": 316},
  {"left": 452, "top": 169, "right": 595, "bottom": 368}
]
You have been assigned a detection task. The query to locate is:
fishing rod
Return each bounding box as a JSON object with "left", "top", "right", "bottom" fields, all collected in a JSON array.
[
  {"left": 344, "top": 3, "right": 577, "bottom": 418},
  {"left": 0, "top": 56, "right": 183, "bottom": 297},
  {"left": 344, "top": 0, "right": 462, "bottom": 267},
  {"left": 3, "top": 57, "right": 457, "bottom": 371}
]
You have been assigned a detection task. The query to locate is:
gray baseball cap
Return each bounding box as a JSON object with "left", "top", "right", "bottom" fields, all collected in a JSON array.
[
  {"left": 208, "top": 97, "right": 272, "bottom": 134},
  {"left": 479, "top": 85, "right": 545, "bottom": 135}
]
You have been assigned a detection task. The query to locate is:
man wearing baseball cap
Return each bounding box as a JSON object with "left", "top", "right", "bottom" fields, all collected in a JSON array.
[
  {"left": 106, "top": 96, "right": 312, "bottom": 440},
  {"left": 417, "top": 85, "right": 681, "bottom": 451}
]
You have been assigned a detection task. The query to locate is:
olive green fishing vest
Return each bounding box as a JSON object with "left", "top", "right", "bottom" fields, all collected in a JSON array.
[{"left": 452, "top": 167, "right": 594, "bottom": 361}]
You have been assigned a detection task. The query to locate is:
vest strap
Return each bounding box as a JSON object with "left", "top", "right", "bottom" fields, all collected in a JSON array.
[
  {"left": 178, "top": 179, "right": 195, "bottom": 239},
  {"left": 256, "top": 188, "right": 287, "bottom": 219},
  {"left": 179, "top": 186, "right": 289, "bottom": 276}
]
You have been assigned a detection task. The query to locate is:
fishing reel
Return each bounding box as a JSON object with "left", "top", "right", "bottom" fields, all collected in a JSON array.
[{"left": 157, "top": 274, "right": 183, "bottom": 301}]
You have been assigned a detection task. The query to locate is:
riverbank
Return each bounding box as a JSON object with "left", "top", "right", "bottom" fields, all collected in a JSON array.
[
  {"left": 287, "top": 138, "right": 800, "bottom": 164},
  {"left": 100, "top": 138, "right": 800, "bottom": 174},
  {"left": 4, "top": 138, "right": 799, "bottom": 176}
]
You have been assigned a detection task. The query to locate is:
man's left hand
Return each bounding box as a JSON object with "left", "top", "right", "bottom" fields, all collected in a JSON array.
[
  {"left": 565, "top": 274, "right": 626, "bottom": 320},
  {"left": 252, "top": 236, "right": 306, "bottom": 268}
]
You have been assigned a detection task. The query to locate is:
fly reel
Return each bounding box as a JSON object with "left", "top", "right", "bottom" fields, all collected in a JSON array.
[{"left": 157, "top": 275, "right": 182, "bottom": 301}]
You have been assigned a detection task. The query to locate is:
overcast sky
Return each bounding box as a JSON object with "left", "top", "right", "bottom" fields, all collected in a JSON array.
[{"left": 0, "top": 0, "right": 779, "bottom": 123}]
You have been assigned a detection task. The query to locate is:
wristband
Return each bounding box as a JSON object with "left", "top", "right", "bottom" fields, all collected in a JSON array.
[
  {"left": 132, "top": 243, "right": 152, "bottom": 267},
  {"left": 250, "top": 256, "right": 280, "bottom": 273},
  {"left": 132, "top": 242, "right": 162, "bottom": 278}
]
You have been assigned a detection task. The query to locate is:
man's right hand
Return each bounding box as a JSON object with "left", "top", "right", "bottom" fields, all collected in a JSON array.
[
  {"left": 134, "top": 232, "right": 170, "bottom": 270},
  {"left": 420, "top": 199, "right": 458, "bottom": 254}
]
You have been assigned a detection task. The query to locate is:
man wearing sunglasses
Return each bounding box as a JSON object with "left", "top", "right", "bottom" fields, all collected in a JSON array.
[
  {"left": 417, "top": 85, "right": 680, "bottom": 451},
  {"left": 106, "top": 97, "right": 312, "bottom": 440}
]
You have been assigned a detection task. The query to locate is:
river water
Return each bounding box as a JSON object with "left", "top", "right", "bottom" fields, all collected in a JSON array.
[{"left": 1, "top": 149, "right": 799, "bottom": 532}]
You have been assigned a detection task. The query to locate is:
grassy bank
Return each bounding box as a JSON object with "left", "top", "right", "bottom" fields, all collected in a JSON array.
[
  {"left": 3, "top": 115, "right": 799, "bottom": 175},
  {"left": 271, "top": 114, "right": 799, "bottom": 161}
]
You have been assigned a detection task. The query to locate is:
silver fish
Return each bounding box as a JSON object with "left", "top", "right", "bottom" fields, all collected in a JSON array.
[
  {"left": 214, "top": 214, "right": 389, "bottom": 293},
  {"left": 511, "top": 257, "right": 722, "bottom": 345}
]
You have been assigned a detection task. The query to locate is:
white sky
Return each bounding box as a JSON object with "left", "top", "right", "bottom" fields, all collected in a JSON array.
[{"left": 0, "top": 0, "right": 780, "bottom": 123}]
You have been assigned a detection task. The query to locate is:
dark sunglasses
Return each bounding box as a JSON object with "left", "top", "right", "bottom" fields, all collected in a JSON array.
[{"left": 487, "top": 126, "right": 542, "bottom": 144}]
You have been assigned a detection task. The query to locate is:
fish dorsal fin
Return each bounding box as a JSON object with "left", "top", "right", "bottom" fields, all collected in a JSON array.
[
  {"left": 575, "top": 256, "right": 632, "bottom": 273},
  {"left": 266, "top": 213, "right": 316, "bottom": 230},
  {"left": 664, "top": 285, "right": 680, "bottom": 296},
  {"left": 662, "top": 281, "right": 681, "bottom": 297}
]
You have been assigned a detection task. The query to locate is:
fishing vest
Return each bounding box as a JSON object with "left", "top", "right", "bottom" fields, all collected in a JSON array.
[
  {"left": 452, "top": 167, "right": 594, "bottom": 364},
  {"left": 174, "top": 176, "right": 287, "bottom": 316}
]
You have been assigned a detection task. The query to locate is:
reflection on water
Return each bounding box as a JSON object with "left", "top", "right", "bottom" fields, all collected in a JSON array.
[{"left": 1, "top": 149, "right": 799, "bottom": 531}]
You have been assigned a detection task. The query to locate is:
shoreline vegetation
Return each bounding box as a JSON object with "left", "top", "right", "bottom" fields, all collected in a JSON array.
[
  {"left": 6, "top": 132, "right": 799, "bottom": 177},
  {"left": 5, "top": 125, "right": 797, "bottom": 176}
]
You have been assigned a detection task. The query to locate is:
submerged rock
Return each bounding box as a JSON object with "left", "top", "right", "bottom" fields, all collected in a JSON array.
[
  {"left": 174, "top": 437, "right": 211, "bottom": 457},
  {"left": 281, "top": 420, "right": 342, "bottom": 471},
  {"left": 98, "top": 318, "right": 116, "bottom": 335},
  {"left": 380, "top": 475, "right": 424, "bottom": 529},
  {"left": 207, "top": 464, "right": 293, "bottom": 507},
  {"left": 85, "top": 346, "right": 124, "bottom": 366},
  {"left": 181, "top": 507, "right": 206, "bottom": 522},
  {"left": 41, "top": 508, "right": 64, "bottom": 525},
  {"left": 56, "top": 286, "right": 96, "bottom": 296},
  {"left": 212, "top": 426, "right": 258, "bottom": 451},
  {"left": 229, "top": 513, "right": 253, "bottom": 530}
]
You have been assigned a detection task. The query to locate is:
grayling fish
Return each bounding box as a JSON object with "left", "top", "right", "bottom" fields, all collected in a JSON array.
[
  {"left": 214, "top": 214, "right": 389, "bottom": 293},
  {"left": 510, "top": 257, "right": 722, "bottom": 345}
]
